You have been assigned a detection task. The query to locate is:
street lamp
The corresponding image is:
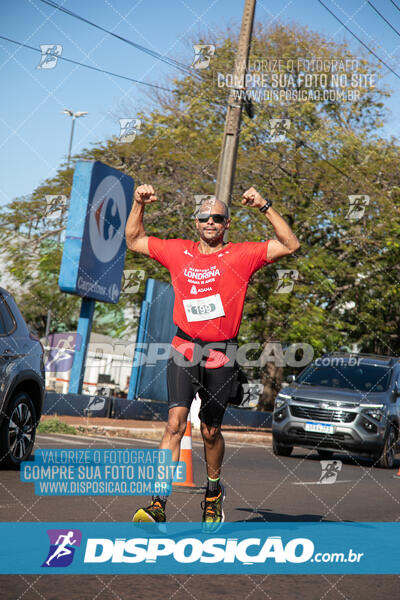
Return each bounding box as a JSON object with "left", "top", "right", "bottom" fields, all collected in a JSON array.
[
  {"left": 61, "top": 108, "right": 88, "bottom": 237},
  {"left": 45, "top": 109, "right": 88, "bottom": 342},
  {"left": 63, "top": 108, "right": 88, "bottom": 169}
]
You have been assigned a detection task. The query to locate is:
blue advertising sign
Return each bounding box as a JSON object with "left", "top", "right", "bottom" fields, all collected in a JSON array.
[{"left": 59, "top": 160, "right": 134, "bottom": 303}]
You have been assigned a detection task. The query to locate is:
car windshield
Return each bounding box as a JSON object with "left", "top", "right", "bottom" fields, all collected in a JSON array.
[{"left": 297, "top": 363, "right": 392, "bottom": 393}]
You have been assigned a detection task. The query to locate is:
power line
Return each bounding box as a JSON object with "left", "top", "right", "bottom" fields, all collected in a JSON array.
[
  {"left": 318, "top": 0, "right": 400, "bottom": 81},
  {"left": 1, "top": 38, "right": 353, "bottom": 183},
  {"left": 0, "top": 31, "right": 375, "bottom": 189},
  {"left": 0, "top": 34, "right": 217, "bottom": 101},
  {"left": 368, "top": 1, "right": 400, "bottom": 38},
  {"left": 390, "top": 0, "right": 400, "bottom": 15},
  {"left": 37, "top": 0, "right": 199, "bottom": 79}
]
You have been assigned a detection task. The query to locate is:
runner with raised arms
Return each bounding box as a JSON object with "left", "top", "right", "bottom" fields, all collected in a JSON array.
[{"left": 125, "top": 184, "right": 300, "bottom": 530}]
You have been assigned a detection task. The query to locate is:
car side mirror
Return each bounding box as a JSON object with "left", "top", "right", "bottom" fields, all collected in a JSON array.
[
  {"left": 392, "top": 386, "right": 400, "bottom": 402},
  {"left": 286, "top": 374, "right": 296, "bottom": 384}
]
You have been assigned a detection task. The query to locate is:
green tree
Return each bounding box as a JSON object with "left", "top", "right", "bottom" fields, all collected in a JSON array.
[{"left": 1, "top": 22, "right": 399, "bottom": 408}]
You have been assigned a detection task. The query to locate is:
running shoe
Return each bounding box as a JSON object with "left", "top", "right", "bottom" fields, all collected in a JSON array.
[
  {"left": 201, "top": 484, "right": 225, "bottom": 532},
  {"left": 132, "top": 498, "right": 166, "bottom": 523}
]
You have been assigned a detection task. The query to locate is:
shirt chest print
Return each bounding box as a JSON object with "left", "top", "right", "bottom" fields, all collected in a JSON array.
[
  {"left": 180, "top": 254, "right": 225, "bottom": 296},
  {"left": 184, "top": 264, "right": 222, "bottom": 282},
  {"left": 174, "top": 246, "right": 243, "bottom": 297}
]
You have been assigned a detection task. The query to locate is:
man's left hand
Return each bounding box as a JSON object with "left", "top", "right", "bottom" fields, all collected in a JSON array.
[{"left": 242, "top": 187, "right": 266, "bottom": 209}]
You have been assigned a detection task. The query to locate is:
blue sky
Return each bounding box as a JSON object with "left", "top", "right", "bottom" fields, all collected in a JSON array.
[{"left": 1, "top": 0, "right": 400, "bottom": 206}]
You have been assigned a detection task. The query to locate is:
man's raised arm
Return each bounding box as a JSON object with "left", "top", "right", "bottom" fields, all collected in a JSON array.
[
  {"left": 125, "top": 184, "right": 158, "bottom": 256},
  {"left": 242, "top": 187, "right": 300, "bottom": 261}
]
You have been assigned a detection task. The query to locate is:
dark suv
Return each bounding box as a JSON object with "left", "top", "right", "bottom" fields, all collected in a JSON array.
[
  {"left": 272, "top": 353, "right": 400, "bottom": 468},
  {"left": 0, "top": 287, "right": 45, "bottom": 468}
]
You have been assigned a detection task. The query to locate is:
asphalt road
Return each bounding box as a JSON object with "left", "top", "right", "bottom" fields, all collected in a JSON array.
[{"left": 1, "top": 432, "right": 399, "bottom": 599}]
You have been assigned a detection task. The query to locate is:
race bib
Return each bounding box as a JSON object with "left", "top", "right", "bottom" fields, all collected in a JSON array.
[{"left": 182, "top": 293, "right": 225, "bottom": 322}]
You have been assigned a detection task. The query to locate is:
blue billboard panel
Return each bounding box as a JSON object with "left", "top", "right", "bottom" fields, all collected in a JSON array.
[
  {"left": 128, "top": 278, "right": 176, "bottom": 401},
  {"left": 59, "top": 160, "right": 134, "bottom": 303}
]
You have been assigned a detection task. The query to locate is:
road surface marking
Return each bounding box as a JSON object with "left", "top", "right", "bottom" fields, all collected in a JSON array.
[{"left": 292, "top": 480, "right": 355, "bottom": 485}]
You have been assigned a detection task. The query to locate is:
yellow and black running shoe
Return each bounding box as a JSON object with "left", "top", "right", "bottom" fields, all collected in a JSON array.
[
  {"left": 132, "top": 498, "right": 166, "bottom": 523},
  {"left": 201, "top": 484, "right": 225, "bottom": 532}
]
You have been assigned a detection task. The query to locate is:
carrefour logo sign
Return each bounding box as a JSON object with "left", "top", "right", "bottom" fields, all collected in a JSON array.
[{"left": 89, "top": 175, "right": 127, "bottom": 263}]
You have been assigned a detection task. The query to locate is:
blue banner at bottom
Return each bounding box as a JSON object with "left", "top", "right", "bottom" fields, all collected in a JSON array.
[{"left": 0, "top": 522, "right": 398, "bottom": 574}]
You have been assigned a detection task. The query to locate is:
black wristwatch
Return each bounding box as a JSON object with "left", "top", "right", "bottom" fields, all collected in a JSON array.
[{"left": 259, "top": 198, "right": 272, "bottom": 213}]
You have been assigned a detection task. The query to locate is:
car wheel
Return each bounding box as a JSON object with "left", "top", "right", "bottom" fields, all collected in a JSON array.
[
  {"left": 272, "top": 438, "right": 293, "bottom": 457},
  {"left": 317, "top": 450, "right": 334, "bottom": 459},
  {"left": 0, "top": 391, "right": 37, "bottom": 469},
  {"left": 375, "top": 425, "right": 397, "bottom": 469}
]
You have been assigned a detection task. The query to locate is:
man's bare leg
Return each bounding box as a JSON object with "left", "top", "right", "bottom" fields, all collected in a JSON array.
[
  {"left": 159, "top": 406, "right": 189, "bottom": 461},
  {"left": 200, "top": 422, "right": 225, "bottom": 481},
  {"left": 200, "top": 422, "right": 225, "bottom": 527},
  {"left": 132, "top": 406, "right": 189, "bottom": 522}
]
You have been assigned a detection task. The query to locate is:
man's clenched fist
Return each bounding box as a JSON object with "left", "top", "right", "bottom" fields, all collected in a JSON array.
[
  {"left": 242, "top": 187, "right": 265, "bottom": 209},
  {"left": 134, "top": 185, "right": 157, "bottom": 205}
]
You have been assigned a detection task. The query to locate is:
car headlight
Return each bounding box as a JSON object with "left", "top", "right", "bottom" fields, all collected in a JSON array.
[
  {"left": 274, "top": 407, "right": 288, "bottom": 422},
  {"left": 275, "top": 393, "right": 291, "bottom": 409},
  {"left": 361, "top": 405, "right": 386, "bottom": 421}
]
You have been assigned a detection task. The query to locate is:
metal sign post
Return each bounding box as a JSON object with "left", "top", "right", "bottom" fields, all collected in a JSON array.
[{"left": 68, "top": 297, "right": 95, "bottom": 394}]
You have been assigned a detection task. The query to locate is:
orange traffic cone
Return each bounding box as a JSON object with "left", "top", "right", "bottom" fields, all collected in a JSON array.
[
  {"left": 173, "top": 420, "right": 196, "bottom": 488},
  {"left": 393, "top": 465, "right": 400, "bottom": 479}
]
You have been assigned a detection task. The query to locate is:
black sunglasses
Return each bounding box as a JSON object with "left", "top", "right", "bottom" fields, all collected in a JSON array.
[{"left": 197, "top": 213, "right": 226, "bottom": 224}]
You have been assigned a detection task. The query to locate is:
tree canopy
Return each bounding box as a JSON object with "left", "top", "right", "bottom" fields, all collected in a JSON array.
[{"left": 1, "top": 22, "right": 399, "bottom": 407}]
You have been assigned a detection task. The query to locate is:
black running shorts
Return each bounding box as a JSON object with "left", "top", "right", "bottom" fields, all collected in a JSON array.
[{"left": 167, "top": 344, "right": 238, "bottom": 428}]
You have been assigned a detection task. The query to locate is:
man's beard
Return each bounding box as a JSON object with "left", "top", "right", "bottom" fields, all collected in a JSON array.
[{"left": 199, "top": 228, "right": 224, "bottom": 246}]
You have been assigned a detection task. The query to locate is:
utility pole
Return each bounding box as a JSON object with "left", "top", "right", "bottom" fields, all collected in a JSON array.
[{"left": 214, "top": 0, "right": 256, "bottom": 216}]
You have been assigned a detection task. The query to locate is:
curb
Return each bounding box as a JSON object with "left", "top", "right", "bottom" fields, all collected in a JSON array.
[
  {"left": 82, "top": 425, "right": 272, "bottom": 445},
  {"left": 40, "top": 421, "right": 273, "bottom": 446}
]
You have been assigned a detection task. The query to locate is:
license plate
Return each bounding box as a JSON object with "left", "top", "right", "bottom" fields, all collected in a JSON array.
[{"left": 305, "top": 422, "right": 335, "bottom": 434}]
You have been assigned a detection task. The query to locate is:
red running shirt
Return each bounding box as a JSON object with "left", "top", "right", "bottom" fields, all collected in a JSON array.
[{"left": 148, "top": 237, "right": 274, "bottom": 341}]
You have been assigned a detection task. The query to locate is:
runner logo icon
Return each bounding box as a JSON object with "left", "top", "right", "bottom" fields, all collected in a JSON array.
[
  {"left": 191, "top": 45, "right": 215, "bottom": 70},
  {"left": 37, "top": 44, "right": 62, "bottom": 69},
  {"left": 319, "top": 460, "right": 342, "bottom": 484},
  {"left": 119, "top": 118, "right": 141, "bottom": 143},
  {"left": 274, "top": 269, "right": 298, "bottom": 294},
  {"left": 346, "top": 195, "right": 370, "bottom": 221},
  {"left": 42, "top": 529, "right": 82, "bottom": 568}
]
